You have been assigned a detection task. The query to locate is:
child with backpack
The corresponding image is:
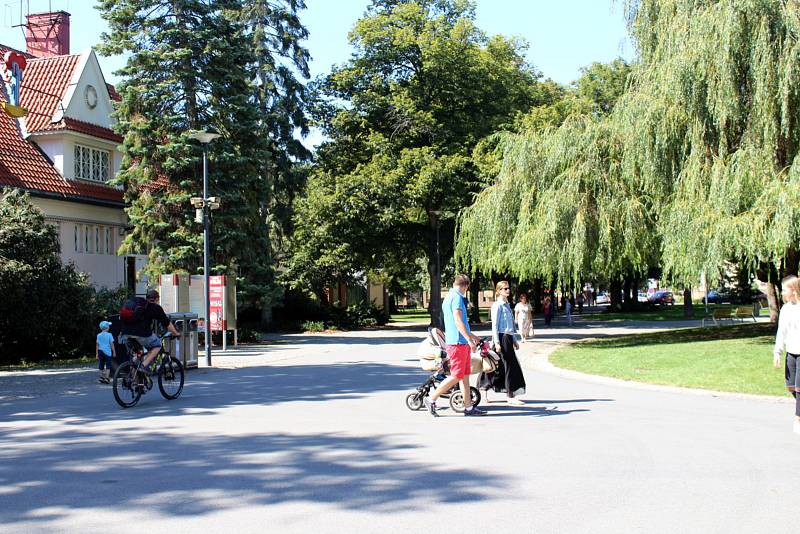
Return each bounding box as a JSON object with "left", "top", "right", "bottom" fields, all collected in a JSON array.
[{"left": 96, "top": 321, "right": 116, "bottom": 384}]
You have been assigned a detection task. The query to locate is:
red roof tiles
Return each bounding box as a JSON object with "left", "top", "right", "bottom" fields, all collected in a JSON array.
[
  {"left": 19, "top": 53, "right": 81, "bottom": 133},
  {"left": 0, "top": 47, "right": 123, "bottom": 204}
]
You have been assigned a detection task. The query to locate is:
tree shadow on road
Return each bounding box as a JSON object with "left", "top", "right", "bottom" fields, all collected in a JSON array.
[{"left": 0, "top": 426, "right": 507, "bottom": 527}]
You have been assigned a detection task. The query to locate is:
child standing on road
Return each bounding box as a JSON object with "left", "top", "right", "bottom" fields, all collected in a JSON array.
[
  {"left": 96, "top": 321, "right": 116, "bottom": 384},
  {"left": 773, "top": 275, "right": 800, "bottom": 434}
]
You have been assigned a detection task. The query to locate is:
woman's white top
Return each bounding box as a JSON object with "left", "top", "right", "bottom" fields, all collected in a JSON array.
[
  {"left": 491, "top": 300, "right": 516, "bottom": 344},
  {"left": 774, "top": 302, "right": 800, "bottom": 359},
  {"left": 514, "top": 302, "right": 532, "bottom": 321}
]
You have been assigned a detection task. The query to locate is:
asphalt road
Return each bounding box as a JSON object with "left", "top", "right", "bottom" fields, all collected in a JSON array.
[{"left": 0, "top": 317, "right": 796, "bottom": 534}]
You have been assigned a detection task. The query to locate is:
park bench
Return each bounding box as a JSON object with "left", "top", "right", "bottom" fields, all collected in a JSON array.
[
  {"left": 702, "top": 308, "right": 733, "bottom": 327},
  {"left": 701, "top": 306, "right": 757, "bottom": 327},
  {"left": 733, "top": 306, "right": 757, "bottom": 323}
]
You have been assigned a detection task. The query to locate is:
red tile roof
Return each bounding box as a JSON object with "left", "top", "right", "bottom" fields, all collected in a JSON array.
[
  {"left": 0, "top": 46, "right": 126, "bottom": 204},
  {"left": 0, "top": 90, "right": 122, "bottom": 203},
  {"left": 0, "top": 44, "right": 34, "bottom": 60},
  {"left": 35, "top": 117, "right": 123, "bottom": 143},
  {"left": 19, "top": 53, "right": 81, "bottom": 133}
]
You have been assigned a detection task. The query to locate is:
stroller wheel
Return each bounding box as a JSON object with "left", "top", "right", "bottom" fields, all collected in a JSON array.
[
  {"left": 405, "top": 393, "right": 424, "bottom": 411},
  {"left": 449, "top": 387, "right": 481, "bottom": 413}
]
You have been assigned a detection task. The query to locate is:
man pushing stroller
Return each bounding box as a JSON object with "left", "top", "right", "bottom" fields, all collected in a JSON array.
[{"left": 424, "top": 274, "right": 487, "bottom": 417}]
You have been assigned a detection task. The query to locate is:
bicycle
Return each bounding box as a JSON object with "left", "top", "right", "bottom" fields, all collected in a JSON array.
[{"left": 112, "top": 333, "right": 184, "bottom": 408}]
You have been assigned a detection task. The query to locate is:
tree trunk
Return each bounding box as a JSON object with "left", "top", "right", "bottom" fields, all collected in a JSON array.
[
  {"left": 623, "top": 275, "right": 633, "bottom": 311},
  {"left": 532, "top": 278, "right": 543, "bottom": 313},
  {"left": 427, "top": 213, "right": 442, "bottom": 328},
  {"left": 765, "top": 281, "right": 780, "bottom": 323},
  {"left": 469, "top": 275, "right": 481, "bottom": 324},
  {"left": 786, "top": 247, "right": 800, "bottom": 277},
  {"left": 610, "top": 278, "right": 623, "bottom": 311},
  {"left": 683, "top": 287, "right": 693, "bottom": 319}
]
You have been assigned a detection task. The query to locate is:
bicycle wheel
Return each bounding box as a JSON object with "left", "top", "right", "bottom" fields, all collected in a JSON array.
[
  {"left": 112, "top": 361, "right": 142, "bottom": 408},
  {"left": 158, "top": 356, "right": 184, "bottom": 400},
  {"left": 405, "top": 392, "right": 424, "bottom": 411}
]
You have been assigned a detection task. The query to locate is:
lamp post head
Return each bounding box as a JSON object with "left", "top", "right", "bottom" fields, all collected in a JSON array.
[{"left": 188, "top": 130, "right": 221, "bottom": 144}]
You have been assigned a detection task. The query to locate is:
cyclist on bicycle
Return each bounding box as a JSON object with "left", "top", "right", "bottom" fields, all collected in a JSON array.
[{"left": 120, "top": 289, "right": 179, "bottom": 373}]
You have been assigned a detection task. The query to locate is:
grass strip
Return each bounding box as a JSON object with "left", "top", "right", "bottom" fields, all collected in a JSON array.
[{"left": 549, "top": 323, "right": 788, "bottom": 396}]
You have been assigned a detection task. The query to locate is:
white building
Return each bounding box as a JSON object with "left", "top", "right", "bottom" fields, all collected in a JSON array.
[{"left": 0, "top": 11, "right": 147, "bottom": 293}]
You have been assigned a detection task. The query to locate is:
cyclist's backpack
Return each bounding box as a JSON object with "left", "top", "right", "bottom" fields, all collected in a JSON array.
[{"left": 119, "top": 296, "right": 148, "bottom": 323}]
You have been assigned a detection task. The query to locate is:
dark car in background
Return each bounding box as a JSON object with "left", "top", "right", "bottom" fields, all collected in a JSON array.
[
  {"left": 648, "top": 290, "right": 674, "bottom": 305},
  {"left": 705, "top": 290, "right": 730, "bottom": 304}
]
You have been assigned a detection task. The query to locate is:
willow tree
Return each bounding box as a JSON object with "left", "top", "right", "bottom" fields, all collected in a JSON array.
[
  {"left": 456, "top": 60, "right": 650, "bottom": 309},
  {"left": 618, "top": 0, "right": 800, "bottom": 318}
]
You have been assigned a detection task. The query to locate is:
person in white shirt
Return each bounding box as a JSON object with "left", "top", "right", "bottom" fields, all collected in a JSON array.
[
  {"left": 772, "top": 275, "right": 800, "bottom": 434},
  {"left": 514, "top": 292, "right": 533, "bottom": 342}
]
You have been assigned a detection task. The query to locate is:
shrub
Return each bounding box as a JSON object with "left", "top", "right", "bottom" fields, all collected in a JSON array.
[
  {"left": 301, "top": 320, "right": 326, "bottom": 332},
  {"left": 0, "top": 190, "right": 100, "bottom": 364}
]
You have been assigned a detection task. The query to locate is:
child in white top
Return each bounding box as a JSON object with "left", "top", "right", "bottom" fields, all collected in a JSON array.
[{"left": 772, "top": 275, "right": 800, "bottom": 434}]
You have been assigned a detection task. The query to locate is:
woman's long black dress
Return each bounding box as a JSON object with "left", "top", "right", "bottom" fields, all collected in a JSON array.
[{"left": 478, "top": 332, "right": 526, "bottom": 396}]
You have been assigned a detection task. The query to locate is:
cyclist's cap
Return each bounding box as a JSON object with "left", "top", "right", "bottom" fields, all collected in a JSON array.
[{"left": 99, "top": 321, "right": 112, "bottom": 330}]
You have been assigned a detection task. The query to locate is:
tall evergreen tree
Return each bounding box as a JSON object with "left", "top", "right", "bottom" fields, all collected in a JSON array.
[{"left": 97, "top": 0, "right": 310, "bottom": 318}]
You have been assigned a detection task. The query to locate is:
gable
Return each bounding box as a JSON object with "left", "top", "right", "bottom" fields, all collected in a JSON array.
[{"left": 59, "top": 49, "right": 115, "bottom": 130}]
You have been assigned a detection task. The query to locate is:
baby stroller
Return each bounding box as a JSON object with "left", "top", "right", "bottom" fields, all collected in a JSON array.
[{"left": 405, "top": 327, "right": 483, "bottom": 413}]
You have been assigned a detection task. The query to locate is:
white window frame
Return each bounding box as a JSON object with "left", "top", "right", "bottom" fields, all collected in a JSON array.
[{"left": 74, "top": 144, "right": 111, "bottom": 183}]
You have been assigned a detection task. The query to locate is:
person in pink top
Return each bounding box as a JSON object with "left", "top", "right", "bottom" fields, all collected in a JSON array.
[{"left": 772, "top": 275, "right": 800, "bottom": 434}]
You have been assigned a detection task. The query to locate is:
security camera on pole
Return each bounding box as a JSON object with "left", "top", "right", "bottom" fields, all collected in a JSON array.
[{"left": 188, "top": 130, "right": 221, "bottom": 366}]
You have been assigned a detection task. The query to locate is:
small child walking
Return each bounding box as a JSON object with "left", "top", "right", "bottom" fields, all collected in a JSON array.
[{"left": 96, "top": 321, "right": 116, "bottom": 384}]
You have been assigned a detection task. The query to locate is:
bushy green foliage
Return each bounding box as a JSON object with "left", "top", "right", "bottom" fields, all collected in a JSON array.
[
  {"left": 0, "top": 191, "right": 98, "bottom": 363},
  {"left": 288, "top": 0, "right": 548, "bottom": 325}
]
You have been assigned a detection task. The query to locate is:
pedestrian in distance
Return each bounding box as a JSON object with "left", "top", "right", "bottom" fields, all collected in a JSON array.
[
  {"left": 543, "top": 296, "right": 553, "bottom": 327},
  {"left": 479, "top": 281, "right": 526, "bottom": 406},
  {"left": 565, "top": 296, "right": 573, "bottom": 326},
  {"left": 576, "top": 292, "right": 585, "bottom": 314},
  {"left": 772, "top": 275, "right": 800, "bottom": 434},
  {"left": 515, "top": 292, "right": 534, "bottom": 342},
  {"left": 424, "top": 274, "right": 487, "bottom": 417},
  {"left": 96, "top": 320, "right": 116, "bottom": 384}
]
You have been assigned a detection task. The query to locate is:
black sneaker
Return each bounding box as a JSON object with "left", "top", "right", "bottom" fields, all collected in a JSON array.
[
  {"left": 464, "top": 406, "right": 488, "bottom": 417},
  {"left": 423, "top": 397, "right": 439, "bottom": 418}
]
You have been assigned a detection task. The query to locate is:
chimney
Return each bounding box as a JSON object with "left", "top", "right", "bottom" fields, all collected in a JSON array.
[{"left": 25, "top": 11, "right": 71, "bottom": 58}]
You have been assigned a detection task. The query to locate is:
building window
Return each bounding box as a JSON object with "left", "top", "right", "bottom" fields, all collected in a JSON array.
[
  {"left": 105, "top": 227, "right": 111, "bottom": 255},
  {"left": 85, "top": 225, "right": 91, "bottom": 253},
  {"left": 95, "top": 227, "right": 100, "bottom": 254},
  {"left": 74, "top": 225, "right": 79, "bottom": 253},
  {"left": 74, "top": 144, "right": 111, "bottom": 183}
]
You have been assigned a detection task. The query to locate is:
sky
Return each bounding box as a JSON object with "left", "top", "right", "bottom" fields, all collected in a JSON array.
[{"left": 1, "top": 0, "right": 633, "bottom": 147}]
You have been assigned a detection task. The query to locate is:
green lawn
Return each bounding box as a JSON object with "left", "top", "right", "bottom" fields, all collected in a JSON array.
[
  {"left": 550, "top": 323, "right": 787, "bottom": 396},
  {"left": 584, "top": 304, "right": 759, "bottom": 322}
]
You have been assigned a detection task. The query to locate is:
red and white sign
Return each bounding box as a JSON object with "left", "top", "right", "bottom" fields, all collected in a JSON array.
[{"left": 209, "top": 275, "right": 225, "bottom": 331}]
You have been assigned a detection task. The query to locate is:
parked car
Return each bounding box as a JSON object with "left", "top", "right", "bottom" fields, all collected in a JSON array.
[
  {"left": 648, "top": 290, "right": 674, "bottom": 305},
  {"left": 595, "top": 292, "right": 610, "bottom": 305},
  {"left": 705, "top": 290, "right": 730, "bottom": 304},
  {"left": 637, "top": 292, "right": 649, "bottom": 303}
]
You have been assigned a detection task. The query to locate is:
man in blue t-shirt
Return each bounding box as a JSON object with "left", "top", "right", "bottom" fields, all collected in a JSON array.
[{"left": 424, "top": 274, "right": 486, "bottom": 417}]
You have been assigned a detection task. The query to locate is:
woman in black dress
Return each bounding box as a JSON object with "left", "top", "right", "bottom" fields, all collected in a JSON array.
[{"left": 478, "top": 281, "right": 526, "bottom": 405}]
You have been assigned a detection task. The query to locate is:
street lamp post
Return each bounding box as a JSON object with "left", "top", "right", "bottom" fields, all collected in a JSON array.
[{"left": 188, "top": 131, "right": 221, "bottom": 366}]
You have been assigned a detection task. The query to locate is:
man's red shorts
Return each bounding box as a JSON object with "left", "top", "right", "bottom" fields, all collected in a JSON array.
[{"left": 446, "top": 344, "right": 471, "bottom": 379}]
